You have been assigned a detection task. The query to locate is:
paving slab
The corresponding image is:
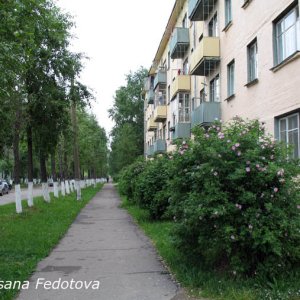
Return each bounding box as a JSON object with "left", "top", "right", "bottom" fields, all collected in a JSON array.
[{"left": 17, "top": 183, "right": 182, "bottom": 300}]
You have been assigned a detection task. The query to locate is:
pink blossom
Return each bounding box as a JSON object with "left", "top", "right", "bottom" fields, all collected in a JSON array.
[
  {"left": 213, "top": 172, "right": 218, "bottom": 176},
  {"left": 277, "top": 169, "right": 284, "bottom": 177},
  {"left": 227, "top": 139, "right": 231, "bottom": 143},
  {"left": 246, "top": 167, "right": 251, "bottom": 173},
  {"left": 232, "top": 146, "right": 236, "bottom": 151},
  {"left": 235, "top": 143, "right": 240, "bottom": 147},
  {"left": 237, "top": 151, "right": 241, "bottom": 156},
  {"left": 248, "top": 224, "right": 253, "bottom": 230},
  {"left": 205, "top": 134, "right": 210, "bottom": 138},
  {"left": 274, "top": 187, "right": 279, "bottom": 193},
  {"left": 218, "top": 132, "right": 224, "bottom": 139},
  {"left": 256, "top": 164, "right": 260, "bottom": 168},
  {"left": 235, "top": 204, "right": 242, "bottom": 210},
  {"left": 231, "top": 235, "right": 235, "bottom": 240},
  {"left": 297, "top": 205, "right": 300, "bottom": 209},
  {"left": 270, "top": 155, "right": 274, "bottom": 160}
]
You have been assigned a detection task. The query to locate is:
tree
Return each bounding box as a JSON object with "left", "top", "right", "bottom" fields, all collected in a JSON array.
[{"left": 109, "top": 67, "right": 147, "bottom": 177}]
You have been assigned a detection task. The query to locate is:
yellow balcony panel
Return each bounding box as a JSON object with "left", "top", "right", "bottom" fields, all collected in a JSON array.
[
  {"left": 147, "top": 117, "right": 157, "bottom": 131},
  {"left": 154, "top": 105, "right": 167, "bottom": 122},
  {"left": 170, "top": 75, "right": 191, "bottom": 99},
  {"left": 190, "top": 37, "right": 220, "bottom": 76}
]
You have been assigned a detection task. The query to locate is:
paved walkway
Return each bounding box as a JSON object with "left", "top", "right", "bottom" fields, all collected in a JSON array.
[{"left": 17, "top": 183, "right": 181, "bottom": 300}]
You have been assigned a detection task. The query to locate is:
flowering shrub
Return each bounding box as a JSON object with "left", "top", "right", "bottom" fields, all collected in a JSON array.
[
  {"left": 170, "top": 119, "right": 300, "bottom": 276},
  {"left": 117, "top": 157, "right": 146, "bottom": 201},
  {"left": 133, "top": 156, "right": 172, "bottom": 220}
]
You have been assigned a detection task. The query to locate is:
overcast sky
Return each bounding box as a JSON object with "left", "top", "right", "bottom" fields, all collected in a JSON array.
[{"left": 57, "top": 0, "right": 175, "bottom": 136}]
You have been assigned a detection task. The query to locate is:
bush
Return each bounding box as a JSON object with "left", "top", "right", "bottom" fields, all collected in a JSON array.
[
  {"left": 170, "top": 118, "right": 300, "bottom": 277},
  {"left": 117, "top": 157, "right": 146, "bottom": 201},
  {"left": 134, "top": 156, "right": 171, "bottom": 220}
]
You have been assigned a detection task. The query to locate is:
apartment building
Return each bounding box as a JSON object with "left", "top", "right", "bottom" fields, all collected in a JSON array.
[{"left": 144, "top": 0, "right": 300, "bottom": 158}]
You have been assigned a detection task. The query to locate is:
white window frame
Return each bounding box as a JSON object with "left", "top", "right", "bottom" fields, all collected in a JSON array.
[
  {"left": 274, "top": 6, "right": 299, "bottom": 65},
  {"left": 247, "top": 39, "right": 258, "bottom": 82},
  {"left": 279, "top": 113, "right": 300, "bottom": 158},
  {"left": 227, "top": 60, "right": 235, "bottom": 97}
]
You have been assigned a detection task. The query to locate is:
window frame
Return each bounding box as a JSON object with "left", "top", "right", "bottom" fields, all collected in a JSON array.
[
  {"left": 225, "top": 0, "right": 232, "bottom": 26},
  {"left": 210, "top": 74, "right": 220, "bottom": 102},
  {"left": 278, "top": 112, "right": 300, "bottom": 158},
  {"left": 273, "top": 4, "right": 299, "bottom": 66},
  {"left": 247, "top": 38, "right": 258, "bottom": 83},
  {"left": 227, "top": 60, "right": 235, "bottom": 97}
]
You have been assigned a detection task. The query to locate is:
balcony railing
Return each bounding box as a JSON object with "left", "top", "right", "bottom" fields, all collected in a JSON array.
[
  {"left": 146, "top": 117, "right": 157, "bottom": 131},
  {"left": 154, "top": 70, "right": 167, "bottom": 89},
  {"left": 153, "top": 139, "right": 166, "bottom": 154},
  {"left": 191, "top": 101, "right": 221, "bottom": 127},
  {"left": 146, "top": 89, "right": 154, "bottom": 104},
  {"left": 170, "top": 75, "right": 191, "bottom": 99},
  {"left": 188, "top": 0, "right": 217, "bottom": 21},
  {"left": 172, "top": 123, "right": 191, "bottom": 140},
  {"left": 147, "top": 145, "right": 154, "bottom": 156},
  {"left": 170, "top": 27, "right": 190, "bottom": 59},
  {"left": 190, "top": 37, "right": 220, "bottom": 76}
]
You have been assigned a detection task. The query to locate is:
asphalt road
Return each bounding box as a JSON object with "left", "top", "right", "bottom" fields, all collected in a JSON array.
[{"left": 0, "top": 185, "right": 46, "bottom": 206}]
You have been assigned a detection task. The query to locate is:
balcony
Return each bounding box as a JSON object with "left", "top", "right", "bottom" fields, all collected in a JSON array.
[
  {"left": 170, "top": 75, "right": 191, "bottom": 99},
  {"left": 147, "top": 117, "right": 157, "bottom": 131},
  {"left": 154, "top": 71, "right": 167, "bottom": 89},
  {"left": 190, "top": 37, "right": 220, "bottom": 76},
  {"left": 146, "top": 89, "right": 154, "bottom": 104},
  {"left": 188, "top": 0, "right": 217, "bottom": 21},
  {"left": 153, "top": 105, "right": 167, "bottom": 122},
  {"left": 170, "top": 27, "right": 190, "bottom": 59},
  {"left": 191, "top": 101, "right": 221, "bottom": 127},
  {"left": 172, "top": 123, "right": 191, "bottom": 140},
  {"left": 153, "top": 139, "right": 166, "bottom": 154}
]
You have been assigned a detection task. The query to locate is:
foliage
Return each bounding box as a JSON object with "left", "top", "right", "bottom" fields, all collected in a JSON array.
[
  {"left": 133, "top": 156, "right": 172, "bottom": 220},
  {"left": 117, "top": 157, "right": 146, "bottom": 200},
  {"left": 109, "top": 67, "right": 148, "bottom": 177},
  {"left": 122, "top": 195, "right": 300, "bottom": 300},
  {"left": 118, "top": 118, "right": 300, "bottom": 278},
  {"left": 170, "top": 118, "right": 300, "bottom": 277}
]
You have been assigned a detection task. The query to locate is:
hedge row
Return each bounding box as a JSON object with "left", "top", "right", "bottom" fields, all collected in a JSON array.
[{"left": 118, "top": 118, "right": 300, "bottom": 277}]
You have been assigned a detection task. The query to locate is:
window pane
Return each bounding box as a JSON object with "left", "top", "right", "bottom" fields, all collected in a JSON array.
[
  {"left": 285, "top": 25, "right": 297, "bottom": 57},
  {"left": 288, "top": 115, "right": 298, "bottom": 130},
  {"left": 284, "top": 9, "right": 296, "bottom": 30},
  {"left": 288, "top": 129, "right": 299, "bottom": 158},
  {"left": 280, "top": 118, "right": 286, "bottom": 132}
]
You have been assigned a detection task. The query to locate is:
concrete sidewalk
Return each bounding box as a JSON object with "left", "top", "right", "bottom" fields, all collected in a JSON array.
[{"left": 17, "top": 183, "right": 181, "bottom": 300}]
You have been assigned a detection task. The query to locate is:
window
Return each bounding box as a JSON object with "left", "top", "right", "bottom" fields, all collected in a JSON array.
[
  {"left": 279, "top": 113, "right": 299, "bottom": 158},
  {"left": 183, "top": 58, "right": 189, "bottom": 75},
  {"left": 168, "top": 121, "right": 170, "bottom": 139},
  {"left": 167, "top": 85, "right": 170, "bottom": 103},
  {"left": 274, "top": 5, "right": 299, "bottom": 65},
  {"left": 247, "top": 39, "right": 258, "bottom": 82},
  {"left": 209, "top": 13, "right": 219, "bottom": 37},
  {"left": 225, "top": 0, "right": 232, "bottom": 25},
  {"left": 227, "top": 60, "right": 235, "bottom": 97},
  {"left": 178, "top": 93, "right": 190, "bottom": 123},
  {"left": 167, "top": 51, "right": 170, "bottom": 70},
  {"left": 200, "top": 89, "right": 206, "bottom": 103},
  {"left": 182, "top": 13, "right": 188, "bottom": 28},
  {"left": 210, "top": 75, "right": 220, "bottom": 102}
]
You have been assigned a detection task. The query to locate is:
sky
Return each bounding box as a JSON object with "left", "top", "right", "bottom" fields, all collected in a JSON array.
[{"left": 57, "top": 0, "right": 175, "bottom": 136}]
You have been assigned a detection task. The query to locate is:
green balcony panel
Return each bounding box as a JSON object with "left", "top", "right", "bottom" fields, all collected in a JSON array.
[
  {"left": 170, "top": 28, "right": 190, "bottom": 59},
  {"left": 153, "top": 139, "right": 166, "bottom": 154},
  {"left": 172, "top": 123, "right": 191, "bottom": 140},
  {"left": 191, "top": 102, "right": 221, "bottom": 127},
  {"left": 147, "top": 89, "right": 154, "bottom": 104},
  {"left": 154, "top": 71, "right": 167, "bottom": 89},
  {"left": 188, "top": 0, "right": 217, "bottom": 21}
]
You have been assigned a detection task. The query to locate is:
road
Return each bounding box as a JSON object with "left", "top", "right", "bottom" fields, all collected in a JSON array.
[{"left": 0, "top": 185, "right": 46, "bottom": 206}]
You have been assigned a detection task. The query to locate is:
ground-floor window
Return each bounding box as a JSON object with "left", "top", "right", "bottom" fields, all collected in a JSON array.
[{"left": 278, "top": 113, "right": 299, "bottom": 158}]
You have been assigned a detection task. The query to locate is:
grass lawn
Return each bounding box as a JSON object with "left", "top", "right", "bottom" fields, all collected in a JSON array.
[
  {"left": 0, "top": 184, "right": 103, "bottom": 300},
  {"left": 121, "top": 196, "right": 300, "bottom": 300}
]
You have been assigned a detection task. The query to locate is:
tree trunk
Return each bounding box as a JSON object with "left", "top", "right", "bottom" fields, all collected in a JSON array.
[
  {"left": 13, "top": 109, "right": 22, "bottom": 213},
  {"left": 71, "top": 99, "right": 81, "bottom": 200},
  {"left": 59, "top": 139, "right": 65, "bottom": 196},
  {"left": 27, "top": 126, "right": 34, "bottom": 207},
  {"left": 40, "top": 152, "right": 50, "bottom": 202},
  {"left": 51, "top": 152, "right": 59, "bottom": 198}
]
